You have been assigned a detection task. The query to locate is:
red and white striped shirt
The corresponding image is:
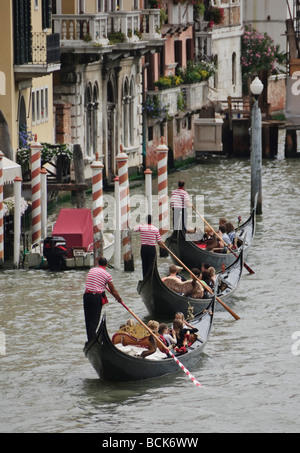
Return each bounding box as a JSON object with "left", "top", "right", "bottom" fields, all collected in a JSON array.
[
  {"left": 134, "top": 224, "right": 162, "bottom": 246},
  {"left": 171, "top": 188, "right": 190, "bottom": 208},
  {"left": 85, "top": 266, "right": 113, "bottom": 294}
]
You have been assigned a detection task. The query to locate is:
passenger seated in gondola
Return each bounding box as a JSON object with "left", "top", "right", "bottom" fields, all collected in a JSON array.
[
  {"left": 208, "top": 266, "right": 217, "bottom": 284},
  {"left": 141, "top": 320, "right": 163, "bottom": 358},
  {"left": 162, "top": 265, "right": 185, "bottom": 282},
  {"left": 225, "top": 222, "right": 236, "bottom": 245},
  {"left": 201, "top": 263, "right": 210, "bottom": 272},
  {"left": 173, "top": 312, "right": 194, "bottom": 330},
  {"left": 201, "top": 270, "right": 215, "bottom": 298},
  {"left": 219, "top": 225, "right": 232, "bottom": 247},
  {"left": 159, "top": 323, "right": 176, "bottom": 347},
  {"left": 173, "top": 319, "right": 199, "bottom": 354},
  {"left": 219, "top": 217, "right": 227, "bottom": 228},
  {"left": 118, "top": 318, "right": 136, "bottom": 329},
  {"left": 182, "top": 268, "right": 205, "bottom": 299},
  {"left": 196, "top": 227, "right": 214, "bottom": 248},
  {"left": 162, "top": 269, "right": 204, "bottom": 299}
]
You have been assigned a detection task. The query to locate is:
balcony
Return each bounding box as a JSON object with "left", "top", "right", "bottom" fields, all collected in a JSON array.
[
  {"left": 14, "top": 33, "right": 61, "bottom": 82},
  {"left": 146, "top": 81, "right": 210, "bottom": 123},
  {"left": 181, "top": 82, "right": 209, "bottom": 112},
  {"left": 52, "top": 10, "right": 162, "bottom": 52},
  {"left": 167, "top": 2, "right": 194, "bottom": 26}
]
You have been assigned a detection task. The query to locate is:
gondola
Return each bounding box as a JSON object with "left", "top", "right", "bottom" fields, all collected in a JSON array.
[
  {"left": 83, "top": 295, "right": 216, "bottom": 383},
  {"left": 137, "top": 248, "right": 244, "bottom": 318},
  {"left": 165, "top": 206, "right": 256, "bottom": 272}
]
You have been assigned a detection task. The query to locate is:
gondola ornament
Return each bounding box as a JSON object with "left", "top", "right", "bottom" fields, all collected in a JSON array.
[{"left": 118, "top": 299, "right": 205, "bottom": 388}]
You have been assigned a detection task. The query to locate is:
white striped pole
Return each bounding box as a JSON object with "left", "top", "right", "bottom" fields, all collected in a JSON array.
[
  {"left": 116, "top": 145, "right": 134, "bottom": 271},
  {"left": 0, "top": 151, "right": 4, "bottom": 266},
  {"left": 91, "top": 160, "right": 104, "bottom": 266},
  {"left": 157, "top": 138, "right": 169, "bottom": 236},
  {"left": 40, "top": 168, "right": 48, "bottom": 240},
  {"left": 144, "top": 168, "right": 153, "bottom": 218},
  {"left": 30, "top": 142, "right": 42, "bottom": 245},
  {"left": 114, "top": 176, "right": 121, "bottom": 270},
  {"left": 156, "top": 138, "right": 169, "bottom": 256},
  {"left": 13, "top": 176, "right": 22, "bottom": 269}
]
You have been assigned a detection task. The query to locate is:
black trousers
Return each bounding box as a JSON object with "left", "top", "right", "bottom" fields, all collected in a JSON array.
[
  {"left": 141, "top": 245, "right": 156, "bottom": 278},
  {"left": 172, "top": 207, "right": 187, "bottom": 231},
  {"left": 83, "top": 292, "right": 104, "bottom": 342}
]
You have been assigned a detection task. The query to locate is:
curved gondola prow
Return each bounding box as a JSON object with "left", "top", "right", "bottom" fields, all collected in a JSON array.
[{"left": 84, "top": 292, "right": 217, "bottom": 383}]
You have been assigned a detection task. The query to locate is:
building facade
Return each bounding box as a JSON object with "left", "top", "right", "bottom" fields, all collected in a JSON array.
[
  {"left": 0, "top": 0, "right": 60, "bottom": 159},
  {"left": 52, "top": 0, "right": 164, "bottom": 183}
]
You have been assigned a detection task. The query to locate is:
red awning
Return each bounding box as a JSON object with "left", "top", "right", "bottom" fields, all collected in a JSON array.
[{"left": 52, "top": 209, "right": 94, "bottom": 254}]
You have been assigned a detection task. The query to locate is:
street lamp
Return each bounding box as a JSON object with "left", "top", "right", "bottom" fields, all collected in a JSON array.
[
  {"left": 250, "top": 76, "right": 264, "bottom": 215},
  {"left": 250, "top": 77, "right": 264, "bottom": 99}
]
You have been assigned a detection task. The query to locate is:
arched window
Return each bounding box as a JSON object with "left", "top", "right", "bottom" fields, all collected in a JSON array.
[
  {"left": 123, "top": 79, "right": 130, "bottom": 148},
  {"left": 232, "top": 52, "right": 237, "bottom": 86},
  {"left": 107, "top": 80, "right": 115, "bottom": 177},
  {"left": 85, "top": 84, "right": 93, "bottom": 157},
  {"left": 129, "top": 78, "right": 135, "bottom": 147},
  {"left": 93, "top": 83, "right": 99, "bottom": 157},
  {"left": 18, "top": 95, "right": 27, "bottom": 149}
]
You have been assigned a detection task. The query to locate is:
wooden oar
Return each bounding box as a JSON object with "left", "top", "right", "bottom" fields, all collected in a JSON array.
[
  {"left": 192, "top": 205, "right": 255, "bottom": 275},
  {"left": 117, "top": 299, "right": 204, "bottom": 388},
  {"left": 162, "top": 243, "right": 240, "bottom": 321}
]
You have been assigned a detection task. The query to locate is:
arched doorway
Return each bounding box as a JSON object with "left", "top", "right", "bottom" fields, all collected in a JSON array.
[
  {"left": 85, "top": 84, "right": 93, "bottom": 157},
  {"left": 123, "top": 78, "right": 129, "bottom": 148},
  {"left": 107, "top": 80, "right": 115, "bottom": 179},
  {"left": 18, "top": 95, "right": 27, "bottom": 150}
]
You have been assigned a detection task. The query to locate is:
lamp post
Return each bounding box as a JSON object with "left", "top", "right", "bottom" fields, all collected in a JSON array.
[{"left": 250, "top": 76, "right": 264, "bottom": 215}]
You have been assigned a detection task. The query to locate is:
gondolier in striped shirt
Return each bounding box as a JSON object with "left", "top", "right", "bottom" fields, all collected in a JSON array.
[
  {"left": 171, "top": 180, "right": 191, "bottom": 231},
  {"left": 134, "top": 215, "right": 164, "bottom": 278},
  {"left": 83, "top": 257, "right": 123, "bottom": 342}
]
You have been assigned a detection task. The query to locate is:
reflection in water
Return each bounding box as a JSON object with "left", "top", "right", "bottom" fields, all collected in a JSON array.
[{"left": 1, "top": 146, "right": 300, "bottom": 432}]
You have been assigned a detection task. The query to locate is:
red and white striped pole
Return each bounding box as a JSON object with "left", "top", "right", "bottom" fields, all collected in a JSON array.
[
  {"left": 144, "top": 168, "right": 153, "bottom": 218},
  {"left": 114, "top": 176, "right": 121, "bottom": 270},
  {"left": 91, "top": 160, "right": 104, "bottom": 266},
  {"left": 13, "top": 176, "right": 22, "bottom": 269},
  {"left": 0, "top": 151, "right": 4, "bottom": 266},
  {"left": 30, "top": 142, "right": 42, "bottom": 245},
  {"left": 157, "top": 138, "right": 169, "bottom": 256},
  {"left": 40, "top": 168, "right": 48, "bottom": 240},
  {"left": 116, "top": 145, "right": 134, "bottom": 271}
]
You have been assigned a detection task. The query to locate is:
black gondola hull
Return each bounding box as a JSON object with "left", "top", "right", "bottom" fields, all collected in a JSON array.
[
  {"left": 137, "top": 250, "right": 244, "bottom": 319},
  {"left": 165, "top": 207, "right": 255, "bottom": 272},
  {"left": 84, "top": 299, "right": 215, "bottom": 382}
]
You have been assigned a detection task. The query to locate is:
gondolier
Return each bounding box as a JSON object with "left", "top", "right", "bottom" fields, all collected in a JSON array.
[
  {"left": 83, "top": 257, "right": 122, "bottom": 342},
  {"left": 170, "top": 180, "right": 191, "bottom": 231},
  {"left": 134, "top": 215, "right": 164, "bottom": 278}
]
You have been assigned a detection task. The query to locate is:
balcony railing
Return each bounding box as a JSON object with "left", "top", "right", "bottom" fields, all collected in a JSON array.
[
  {"left": 30, "top": 33, "right": 61, "bottom": 65},
  {"left": 167, "top": 1, "right": 194, "bottom": 26},
  {"left": 53, "top": 10, "right": 161, "bottom": 47},
  {"left": 146, "top": 81, "right": 210, "bottom": 121},
  {"left": 14, "top": 32, "right": 61, "bottom": 81}
]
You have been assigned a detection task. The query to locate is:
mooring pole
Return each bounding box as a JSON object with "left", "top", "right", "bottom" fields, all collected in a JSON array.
[{"left": 250, "top": 77, "right": 264, "bottom": 215}]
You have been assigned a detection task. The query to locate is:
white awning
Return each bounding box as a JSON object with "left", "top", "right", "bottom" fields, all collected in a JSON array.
[{"left": 2, "top": 157, "right": 22, "bottom": 184}]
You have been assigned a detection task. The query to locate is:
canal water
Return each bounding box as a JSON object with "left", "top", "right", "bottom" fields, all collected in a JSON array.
[{"left": 1, "top": 133, "right": 300, "bottom": 433}]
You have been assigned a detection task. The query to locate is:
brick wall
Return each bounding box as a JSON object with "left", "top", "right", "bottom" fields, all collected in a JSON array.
[
  {"left": 268, "top": 75, "right": 286, "bottom": 113},
  {"left": 54, "top": 101, "right": 72, "bottom": 144}
]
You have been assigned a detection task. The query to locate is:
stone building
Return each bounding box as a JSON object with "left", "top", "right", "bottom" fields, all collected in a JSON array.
[{"left": 52, "top": 0, "right": 164, "bottom": 184}]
